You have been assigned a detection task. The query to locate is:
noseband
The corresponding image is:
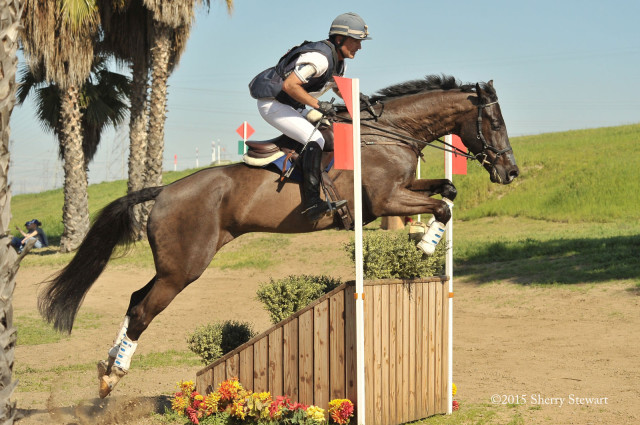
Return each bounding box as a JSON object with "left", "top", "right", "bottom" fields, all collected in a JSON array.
[{"left": 474, "top": 101, "right": 513, "bottom": 168}]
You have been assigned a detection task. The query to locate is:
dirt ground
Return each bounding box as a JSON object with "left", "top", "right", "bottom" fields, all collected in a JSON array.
[{"left": 9, "top": 231, "right": 640, "bottom": 425}]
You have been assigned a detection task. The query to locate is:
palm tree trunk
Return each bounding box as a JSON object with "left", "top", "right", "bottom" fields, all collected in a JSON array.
[
  {"left": 127, "top": 56, "right": 149, "bottom": 237},
  {"left": 0, "top": 0, "right": 25, "bottom": 421},
  {"left": 59, "top": 85, "right": 90, "bottom": 253},
  {"left": 138, "top": 21, "right": 171, "bottom": 232}
]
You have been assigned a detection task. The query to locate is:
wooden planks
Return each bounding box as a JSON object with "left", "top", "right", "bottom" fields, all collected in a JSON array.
[{"left": 195, "top": 277, "right": 449, "bottom": 425}]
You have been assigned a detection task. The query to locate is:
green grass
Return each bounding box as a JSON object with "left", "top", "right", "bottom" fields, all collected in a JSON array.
[
  {"left": 417, "top": 403, "right": 524, "bottom": 425},
  {"left": 16, "top": 311, "right": 104, "bottom": 346},
  {"left": 453, "top": 218, "right": 640, "bottom": 285}
]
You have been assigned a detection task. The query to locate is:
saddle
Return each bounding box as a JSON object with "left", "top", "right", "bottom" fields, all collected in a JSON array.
[
  {"left": 243, "top": 125, "right": 335, "bottom": 165},
  {"left": 242, "top": 125, "right": 353, "bottom": 230}
]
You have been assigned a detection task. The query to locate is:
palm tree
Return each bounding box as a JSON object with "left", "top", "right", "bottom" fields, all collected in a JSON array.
[
  {"left": 137, "top": 0, "right": 233, "bottom": 234},
  {"left": 0, "top": 0, "right": 25, "bottom": 421},
  {"left": 21, "top": 0, "right": 100, "bottom": 252},
  {"left": 99, "top": 0, "right": 152, "bottom": 234},
  {"left": 16, "top": 55, "right": 130, "bottom": 174}
]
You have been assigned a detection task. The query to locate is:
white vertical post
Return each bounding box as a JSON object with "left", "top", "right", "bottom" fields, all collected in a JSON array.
[
  {"left": 444, "top": 134, "right": 454, "bottom": 415},
  {"left": 417, "top": 160, "right": 422, "bottom": 222},
  {"left": 351, "top": 78, "right": 366, "bottom": 425},
  {"left": 212, "top": 141, "right": 216, "bottom": 163},
  {"left": 196, "top": 147, "right": 199, "bottom": 168},
  {"left": 243, "top": 121, "right": 248, "bottom": 154}
]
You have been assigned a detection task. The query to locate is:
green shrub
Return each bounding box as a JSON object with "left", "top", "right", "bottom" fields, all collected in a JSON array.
[
  {"left": 255, "top": 275, "right": 342, "bottom": 324},
  {"left": 187, "top": 320, "right": 256, "bottom": 364},
  {"left": 344, "top": 231, "right": 446, "bottom": 279}
]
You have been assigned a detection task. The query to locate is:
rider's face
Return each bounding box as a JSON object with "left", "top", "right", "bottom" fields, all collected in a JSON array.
[{"left": 339, "top": 37, "right": 362, "bottom": 60}]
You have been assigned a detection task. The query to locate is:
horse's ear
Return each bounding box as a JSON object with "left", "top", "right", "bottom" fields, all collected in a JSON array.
[
  {"left": 488, "top": 80, "right": 494, "bottom": 88},
  {"left": 475, "top": 82, "right": 485, "bottom": 103}
]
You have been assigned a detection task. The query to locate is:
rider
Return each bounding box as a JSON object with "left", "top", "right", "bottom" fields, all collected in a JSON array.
[{"left": 249, "top": 12, "right": 371, "bottom": 222}]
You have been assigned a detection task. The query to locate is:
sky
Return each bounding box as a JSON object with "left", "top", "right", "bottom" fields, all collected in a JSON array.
[{"left": 8, "top": 0, "right": 640, "bottom": 194}]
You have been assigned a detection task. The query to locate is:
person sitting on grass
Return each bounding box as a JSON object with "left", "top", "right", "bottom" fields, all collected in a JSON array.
[{"left": 11, "top": 219, "right": 48, "bottom": 253}]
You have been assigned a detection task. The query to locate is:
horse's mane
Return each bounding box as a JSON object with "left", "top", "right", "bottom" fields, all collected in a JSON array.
[{"left": 368, "top": 74, "right": 496, "bottom": 103}]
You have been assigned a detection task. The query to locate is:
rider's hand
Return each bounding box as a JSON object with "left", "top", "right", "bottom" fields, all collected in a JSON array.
[
  {"left": 317, "top": 101, "right": 336, "bottom": 117},
  {"left": 306, "top": 109, "right": 323, "bottom": 123}
]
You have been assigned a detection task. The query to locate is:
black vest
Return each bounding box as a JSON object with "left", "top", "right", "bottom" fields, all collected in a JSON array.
[{"left": 249, "top": 40, "right": 344, "bottom": 109}]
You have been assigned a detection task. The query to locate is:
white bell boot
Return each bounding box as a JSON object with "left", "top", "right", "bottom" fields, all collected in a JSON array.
[
  {"left": 417, "top": 219, "right": 446, "bottom": 255},
  {"left": 114, "top": 335, "right": 138, "bottom": 372},
  {"left": 108, "top": 316, "right": 130, "bottom": 358},
  {"left": 98, "top": 316, "right": 130, "bottom": 378},
  {"left": 416, "top": 198, "right": 453, "bottom": 255}
]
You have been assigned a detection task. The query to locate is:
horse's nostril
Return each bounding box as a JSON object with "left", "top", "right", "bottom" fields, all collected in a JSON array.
[{"left": 508, "top": 169, "right": 519, "bottom": 180}]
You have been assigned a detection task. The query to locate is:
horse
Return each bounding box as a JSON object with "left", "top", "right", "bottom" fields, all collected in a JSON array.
[{"left": 38, "top": 74, "right": 519, "bottom": 398}]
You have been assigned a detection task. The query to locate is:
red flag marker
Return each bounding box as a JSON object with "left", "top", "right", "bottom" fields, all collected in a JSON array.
[
  {"left": 334, "top": 76, "right": 354, "bottom": 117},
  {"left": 449, "top": 135, "right": 467, "bottom": 175},
  {"left": 334, "top": 123, "right": 354, "bottom": 170}
]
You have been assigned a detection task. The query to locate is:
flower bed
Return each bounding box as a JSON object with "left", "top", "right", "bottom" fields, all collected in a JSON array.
[{"left": 171, "top": 378, "right": 354, "bottom": 425}]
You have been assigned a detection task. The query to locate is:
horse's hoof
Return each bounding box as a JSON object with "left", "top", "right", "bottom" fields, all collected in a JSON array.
[
  {"left": 98, "top": 366, "right": 127, "bottom": 398},
  {"left": 99, "top": 375, "right": 113, "bottom": 399}
]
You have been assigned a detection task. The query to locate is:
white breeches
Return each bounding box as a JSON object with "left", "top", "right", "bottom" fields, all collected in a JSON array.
[{"left": 257, "top": 99, "right": 325, "bottom": 149}]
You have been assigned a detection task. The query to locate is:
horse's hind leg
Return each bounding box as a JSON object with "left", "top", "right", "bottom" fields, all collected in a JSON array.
[
  {"left": 98, "top": 272, "right": 200, "bottom": 398},
  {"left": 97, "top": 277, "right": 157, "bottom": 381}
]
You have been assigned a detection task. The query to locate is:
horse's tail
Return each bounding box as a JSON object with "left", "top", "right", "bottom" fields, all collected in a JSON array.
[{"left": 38, "top": 186, "right": 164, "bottom": 333}]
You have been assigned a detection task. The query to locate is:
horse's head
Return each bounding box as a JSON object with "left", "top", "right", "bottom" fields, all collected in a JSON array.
[{"left": 458, "top": 81, "right": 519, "bottom": 184}]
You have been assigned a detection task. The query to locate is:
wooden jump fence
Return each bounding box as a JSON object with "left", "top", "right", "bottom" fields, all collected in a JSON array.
[{"left": 196, "top": 276, "right": 449, "bottom": 425}]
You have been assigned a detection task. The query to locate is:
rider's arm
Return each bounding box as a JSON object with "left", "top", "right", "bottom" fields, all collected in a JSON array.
[
  {"left": 21, "top": 230, "right": 37, "bottom": 243},
  {"left": 282, "top": 71, "right": 321, "bottom": 109}
]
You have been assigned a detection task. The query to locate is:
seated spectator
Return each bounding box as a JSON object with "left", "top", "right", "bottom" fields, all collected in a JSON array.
[{"left": 11, "top": 219, "right": 48, "bottom": 253}]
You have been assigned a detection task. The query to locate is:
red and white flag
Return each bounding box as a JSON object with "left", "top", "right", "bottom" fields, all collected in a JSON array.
[{"left": 333, "top": 76, "right": 355, "bottom": 170}]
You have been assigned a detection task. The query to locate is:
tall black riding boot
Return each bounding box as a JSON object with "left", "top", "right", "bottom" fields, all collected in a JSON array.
[{"left": 301, "top": 141, "right": 346, "bottom": 222}]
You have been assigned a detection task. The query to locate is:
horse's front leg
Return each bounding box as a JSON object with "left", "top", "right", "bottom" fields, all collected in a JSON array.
[
  {"left": 407, "top": 178, "right": 457, "bottom": 201},
  {"left": 369, "top": 186, "right": 452, "bottom": 223},
  {"left": 369, "top": 187, "right": 453, "bottom": 255}
]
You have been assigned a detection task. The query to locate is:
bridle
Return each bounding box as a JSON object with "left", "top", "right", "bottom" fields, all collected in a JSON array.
[
  {"left": 473, "top": 101, "right": 513, "bottom": 168},
  {"left": 336, "top": 95, "right": 512, "bottom": 168}
]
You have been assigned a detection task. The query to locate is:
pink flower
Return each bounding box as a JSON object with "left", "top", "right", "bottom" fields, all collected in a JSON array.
[{"left": 452, "top": 400, "right": 460, "bottom": 411}]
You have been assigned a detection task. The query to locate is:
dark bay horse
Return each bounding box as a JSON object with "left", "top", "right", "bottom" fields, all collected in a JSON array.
[{"left": 38, "top": 75, "right": 519, "bottom": 397}]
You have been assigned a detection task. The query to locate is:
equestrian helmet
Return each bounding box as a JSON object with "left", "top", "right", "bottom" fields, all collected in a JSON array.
[{"left": 329, "top": 12, "right": 371, "bottom": 40}]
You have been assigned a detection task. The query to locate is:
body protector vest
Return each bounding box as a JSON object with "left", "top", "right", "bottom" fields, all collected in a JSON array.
[{"left": 249, "top": 40, "right": 344, "bottom": 110}]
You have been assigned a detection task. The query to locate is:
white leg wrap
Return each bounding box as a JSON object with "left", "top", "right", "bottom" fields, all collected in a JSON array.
[
  {"left": 417, "top": 220, "right": 446, "bottom": 255},
  {"left": 442, "top": 197, "right": 454, "bottom": 210},
  {"left": 108, "top": 316, "right": 130, "bottom": 358},
  {"left": 113, "top": 335, "right": 138, "bottom": 371}
]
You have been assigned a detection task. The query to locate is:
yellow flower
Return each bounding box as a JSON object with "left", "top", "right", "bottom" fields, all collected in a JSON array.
[
  {"left": 171, "top": 396, "right": 189, "bottom": 415},
  {"left": 204, "top": 392, "right": 220, "bottom": 414},
  {"left": 177, "top": 380, "right": 195, "bottom": 394},
  {"left": 306, "top": 405, "right": 326, "bottom": 424},
  {"left": 452, "top": 382, "right": 457, "bottom": 397}
]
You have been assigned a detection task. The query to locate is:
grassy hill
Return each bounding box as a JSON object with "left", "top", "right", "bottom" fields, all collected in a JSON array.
[{"left": 418, "top": 123, "right": 640, "bottom": 222}]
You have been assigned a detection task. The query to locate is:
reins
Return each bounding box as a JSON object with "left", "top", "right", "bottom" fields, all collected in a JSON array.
[{"left": 334, "top": 106, "right": 475, "bottom": 161}]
